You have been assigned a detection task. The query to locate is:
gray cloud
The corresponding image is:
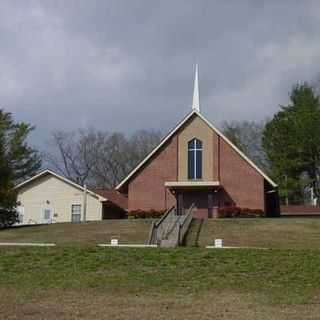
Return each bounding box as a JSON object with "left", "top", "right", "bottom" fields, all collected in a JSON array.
[{"left": 1, "top": 0, "right": 320, "bottom": 148}]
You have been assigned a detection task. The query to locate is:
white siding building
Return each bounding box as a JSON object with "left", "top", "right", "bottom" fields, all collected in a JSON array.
[{"left": 15, "top": 170, "right": 127, "bottom": 225}]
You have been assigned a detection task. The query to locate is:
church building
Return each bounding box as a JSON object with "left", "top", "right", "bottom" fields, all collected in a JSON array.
[{"left": 116, "top": 67, "right": 280, "bottom": 218}]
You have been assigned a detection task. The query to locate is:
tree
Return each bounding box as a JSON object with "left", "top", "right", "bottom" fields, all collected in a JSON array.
[
  {"left": 222, "top": 120, "right": 269, "bottom": 170},
  {"left": 45, "top": 129, "right": 100, "bottom": 185},
  {"left": 92, "top": 132, "right": 131, "bottom": 188},
  {"left": 128, "top": 129, "right": 162, "bottom": 168},
  {"left": 263, "top": 83, "right": 320, "bottom": 204},
  {"left": 45, "top": 128, "right": 162, "bottom": 188},
  {"left": 0, "top": 109, "right": 41, "bottom": 226}
]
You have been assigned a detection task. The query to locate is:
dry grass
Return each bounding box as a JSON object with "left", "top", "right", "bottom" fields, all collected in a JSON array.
[
  {"left": 1, "top": 288, "right": 320, "bottom": 320},
  {"left": 1, "top": 247, "right": 320, "bottom": 319},
  {"left": 186, "top": 217, "right": 320, "bottom": 248},
  {"left": 0, "top": 220, "right": 153, "bottom": 246}
]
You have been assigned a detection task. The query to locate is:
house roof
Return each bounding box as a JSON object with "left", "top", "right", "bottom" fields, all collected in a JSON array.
[
  {"left": 15, "top": 169, "right": 106, "bottom": 200},
  {"left": 15, "top": 169, "right": 128, "bottom": 210},
  {"left": 92, "top": 188, "right": 128, "bottom": 211},
  {"left": 116, "top": 110, "right": 277, "bottom": 190}
]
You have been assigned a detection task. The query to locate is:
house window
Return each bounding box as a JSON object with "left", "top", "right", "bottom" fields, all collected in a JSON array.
[
  {"left": 188, "top": 138, "right": 202, "bottom": 179},
  {"left": 71, "top": 204, "right": 81, "bottom": 223}
]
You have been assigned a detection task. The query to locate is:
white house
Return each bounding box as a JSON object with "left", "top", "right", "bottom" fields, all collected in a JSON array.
[{"left": 15, "top": 170, "right": 128, "bottom": 225}]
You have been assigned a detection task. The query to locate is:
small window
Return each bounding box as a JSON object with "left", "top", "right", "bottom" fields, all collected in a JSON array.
[
  {"left": 71, "top": 204, "right": 81, "bottom": 223},
  {"left": 188, "top": 138, "right": 202, "bottom": 180}
]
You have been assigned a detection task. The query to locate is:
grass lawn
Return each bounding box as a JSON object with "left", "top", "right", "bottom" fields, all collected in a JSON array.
[
  {"left": 186, "top": 217, "right": 320, "bottom": 249},
  {"left": 1, "top": 247, "right": 320, "bottom": 319},
  {"left": 0, "top": 220, "right": 153, "bottom": 247}
]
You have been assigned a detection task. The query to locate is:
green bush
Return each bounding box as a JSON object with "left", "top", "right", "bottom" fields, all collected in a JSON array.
[
  {"left": 218, "top": 206, "right": 264, "bottom": 218},
  {"left": 127, "top": 209, "right": 164, "bottom": 219}
]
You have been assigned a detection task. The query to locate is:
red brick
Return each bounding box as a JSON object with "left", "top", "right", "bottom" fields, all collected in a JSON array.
[{"left": 128, "top": 135, "right": 177, "bottom": 211}]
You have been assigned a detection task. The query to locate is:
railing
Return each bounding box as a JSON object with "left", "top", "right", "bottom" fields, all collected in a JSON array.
[
  {"left": 148, "top": 206, "right": 176, "bottom": 245},
  {"left": 178, "top": 203, "right": 196, "bottom": 245},
  {"left": 148, "top": 204, "right": 196, "bottom": 247}
]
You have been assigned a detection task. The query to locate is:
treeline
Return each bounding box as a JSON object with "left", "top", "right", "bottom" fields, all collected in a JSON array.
[
  {"left": 44, "top": 129, "right": 162, "bottom": 188},
  {"left": 32, "top": 82, "right": 320, "bottom": 205},
  {"left": 1, "top": 81, "right": 320, "bottom": 226}
]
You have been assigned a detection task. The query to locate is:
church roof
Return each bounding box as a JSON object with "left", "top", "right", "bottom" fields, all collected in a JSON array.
[
  {"left": 92, "top": 188, "right": 128, "bottom": 210},
  {"left": 116, "top": 110, "right": 277, "bottom": 190}
]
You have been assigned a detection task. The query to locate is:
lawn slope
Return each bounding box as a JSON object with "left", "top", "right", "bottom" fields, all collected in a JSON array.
[
  {"left": 185, "top": 218, "right": 320, "bottom": 249},
  {"left": 0, "top": 220, "right": 153, "bottom": 246},
  {"left": 1, "top": 247, "right": 320, "bottom": 319}
]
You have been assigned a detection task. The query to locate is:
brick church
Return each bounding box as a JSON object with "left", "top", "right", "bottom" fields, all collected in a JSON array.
[{"left": 116, "top": 67, "right": 280, "bottom": 218}]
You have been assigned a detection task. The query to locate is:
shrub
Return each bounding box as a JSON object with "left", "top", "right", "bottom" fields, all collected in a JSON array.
[
  {"left": 218, "top": 206, "right": 264, "bottom": 218},
  {"left": 0, "top": 208, "right": 18, "bottom": 228},
  {"left": 218, "top": 206, "right": 241, "bottom": 218},
  {"left": 127, "top": 209, "right": 165, "bottom": 219},
  {"left": 240, "top": 208, "right": 265, "bottom": 218}
]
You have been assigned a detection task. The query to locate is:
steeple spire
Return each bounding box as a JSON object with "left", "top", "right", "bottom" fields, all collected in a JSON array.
[{"left": 192, "top": 64, "right": 200, "bottom": 112}]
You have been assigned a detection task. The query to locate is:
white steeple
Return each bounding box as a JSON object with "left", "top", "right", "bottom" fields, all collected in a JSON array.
[{"left": 192, "top": 64, "right": 200, "bottom": 112}]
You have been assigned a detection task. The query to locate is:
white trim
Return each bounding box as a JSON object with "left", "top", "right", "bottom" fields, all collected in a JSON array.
[
  {"left": 116, "top": 111, "right": 196, "bottom": 190},
  {"left": 116, "top": 110, "right": 277, "bottom": 189},
  {"left": 165, "top": 181, "right": 220, "bottom": 188},
  {"left": 15, "top": 169, "right": 107, "bottom": 201},
  {"left": 188, "top": 138, "right": 202, "bottom": 179},
  {"left": 195, "top": 111, "right": 277, "bottom": 187}
]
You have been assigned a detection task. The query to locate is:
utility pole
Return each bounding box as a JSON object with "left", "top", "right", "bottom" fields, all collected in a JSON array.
[{"left": 83, "top": 184, "right": 87, "bottom": 223}]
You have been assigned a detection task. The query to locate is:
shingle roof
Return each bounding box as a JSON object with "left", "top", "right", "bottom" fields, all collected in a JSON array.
[{"left": 92, "top": 188, "right": 128, "bottom": 210}]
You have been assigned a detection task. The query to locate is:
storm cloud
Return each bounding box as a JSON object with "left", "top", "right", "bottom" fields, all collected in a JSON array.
[{"left": 1, "top": 1, "right": 320, "bottom": 148}]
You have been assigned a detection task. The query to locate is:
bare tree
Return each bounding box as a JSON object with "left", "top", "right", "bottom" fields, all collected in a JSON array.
[
  {"left": 92, "top": 132, "right": 131, "bottom": 188},
  {"left": 45, "top": 129, "right": 99, "bottom": 185},
  {"left": 221, "top": 120, "right": 269, "bottom": 170},
  {"left": 45, "top": 128, "right": 162, "bottom": 188},
  {"left": 128, "top": 129, "right": 162, "bottom": 168}
]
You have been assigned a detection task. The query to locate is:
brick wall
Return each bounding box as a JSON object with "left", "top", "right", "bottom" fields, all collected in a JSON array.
[
  {"left": 281, "top": 205, "right": 320, "bottom": 213},
  {"left": 128, "top": 135, "right": 178, "bottom": 211},
  {"left": 218, "top": 135, "right": 265, "bottom": 210},
  {"left": 126, "top": 115, "right": 267, "bottom": 214}
]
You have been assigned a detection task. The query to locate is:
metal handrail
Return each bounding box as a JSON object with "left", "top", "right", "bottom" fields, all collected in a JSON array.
[
  {"left": 155, "top": 206, "right": 175, "bottom": 227},
  {"left": 178, "top": 203, "right": 196, "bottom": 245},
  {"left": 148, "top": 203, "right": 196, "bottom": 246},
  {"left": 148, "top": 206, "right": 175, "bottom": 244}
]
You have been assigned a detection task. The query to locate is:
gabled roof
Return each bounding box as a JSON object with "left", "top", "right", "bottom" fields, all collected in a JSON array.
[
  {"left": 92, "top": 188, "right": 128, "bottom": 211},
  {"left": 15, "top": 169, "right": 107, "bottom": 201},
  {"left": 116, "top": 110, "right": 277, "bottom": 190}
]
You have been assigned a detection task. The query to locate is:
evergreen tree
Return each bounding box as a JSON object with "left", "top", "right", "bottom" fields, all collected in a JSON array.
[
  {"left": 263, "top": 83, "right": 320, "bottom": 204},
  {"left": 0, "top": 109, "right": 41, "bottom": 226}
]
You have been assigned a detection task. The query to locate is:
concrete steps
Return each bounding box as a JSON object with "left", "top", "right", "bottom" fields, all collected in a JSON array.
[{"left": 160, "top": 239, "right": 178, "bottom": 248}]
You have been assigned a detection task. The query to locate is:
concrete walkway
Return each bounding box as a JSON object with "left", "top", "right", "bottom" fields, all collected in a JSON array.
[
  {"left": 206, "top": 245, "right": 268, "bottom": 249},
  {"left": 98, "top": 244, "right": 158, "bottom": 248},
  {"left": 0, "top": 242, "right": 56, "bottom": 247}
]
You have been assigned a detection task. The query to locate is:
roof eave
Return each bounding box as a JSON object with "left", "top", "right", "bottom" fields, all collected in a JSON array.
[
  {"left": 116, "top": 110, "right": 277, "bottom": 190},
  {"left": 15, "top": 169, "right": 108, "bottom": 201}
]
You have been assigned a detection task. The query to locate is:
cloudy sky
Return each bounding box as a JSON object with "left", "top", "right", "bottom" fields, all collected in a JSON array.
[{"left": 1, "top": 1, "right": 320, "bottom": 148}]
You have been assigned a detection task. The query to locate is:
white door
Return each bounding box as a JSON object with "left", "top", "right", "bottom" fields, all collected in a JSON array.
[
  {"left": 41, "top": 208, "right": 52, "bottom": 224},
  {"left": 16, "top": 206, "right": 24, "bottom": 224}
]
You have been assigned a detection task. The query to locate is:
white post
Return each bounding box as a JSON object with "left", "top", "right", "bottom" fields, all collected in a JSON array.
[{"left": 83, "top": 184, "right": 87, "bottom": 223}]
